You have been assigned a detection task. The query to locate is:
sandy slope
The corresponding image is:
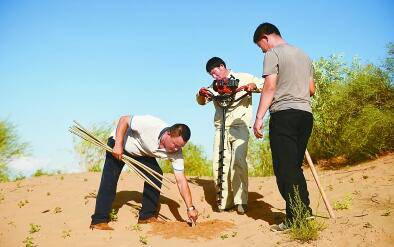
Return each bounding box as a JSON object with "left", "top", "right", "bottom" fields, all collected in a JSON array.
[{"left": 0, "top": 154, "right": 393, "bottom": 247}]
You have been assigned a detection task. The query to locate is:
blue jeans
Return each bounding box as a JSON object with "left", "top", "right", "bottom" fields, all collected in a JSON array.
[{"left": 91, "top": 138, "right": 163, "bottom": 224}]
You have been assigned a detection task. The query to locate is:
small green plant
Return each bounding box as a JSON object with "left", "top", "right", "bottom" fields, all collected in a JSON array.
[
  {"left": 29, "top": 223, "right": 41, "bottom": 234},
  {"left": 131, "top": 224, "right": 142, "bottom": 232},
  {"left": 60, "top": 175, "right": 64, "bottom": 180},
  {"left": 381, "top": 210, "right": 391, "bottom": 216},
  {"left": 61, "top": 229, "right": 71, "bottom": 238},
  {"left": 18, "top": 200, "right": 29, "bottom": 208},
  {"left": 53, "top": 207, "right": 62, "bottom": 213},
  {"left": 0, "top": 192, "right": 4, "bottom": 203},
  {"left": 88, "top": 164, "right": 102, "bottom": 172},
  {"left": 362, "top": 175, "right": 368, "bottom": 179},
  {"left": 23, "top": 236, "right": 36, "bottom": 247},
  {"left": 34, "top": 169, "right": 51, "bottom": 177},
  {"left": 220, "top": 233, "right": 229, "bottom": 240},
  {"left": 139, "top": 235, "right": 148, "bottom": 245},
  {"left": 231, "top": 231, "right": 237, "bottom": 237},
  {"left": 288, "top": 187, "right": 325, "bottom": 243},
  {"left": 14, "top": 175, "right": 26, "bottom": 181},
  {"left": 363, "top": 222, "right": 372, "bottom": 228},
  {"left": 109, "top": 209, "right": 118, "bottom": 222},
  {"left": 333, "top": 195, "right": 352, "bottom": 210}
]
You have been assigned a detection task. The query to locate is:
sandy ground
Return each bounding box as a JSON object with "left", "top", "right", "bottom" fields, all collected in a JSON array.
[{"left": 0, "top": 154, "right": 393, "bottom": 247}]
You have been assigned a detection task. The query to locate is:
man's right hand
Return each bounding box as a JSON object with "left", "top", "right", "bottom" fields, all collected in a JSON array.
[
  {"left": 112, "top": 143, "right": 123, "bottom": 160},
  {"left": 198, "top": 87, "right": 212, "bottom": 99},
  {"left": 187, "top": 207, "right": 198, "bottom": 224}
]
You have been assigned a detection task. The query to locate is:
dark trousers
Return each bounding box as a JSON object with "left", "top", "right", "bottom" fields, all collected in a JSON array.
[
  {"left": 269, "top": 109, "right": 313, "bottom": 222},
  {"left": 91, "top": 138, "right": 163, "bottom": 224}
]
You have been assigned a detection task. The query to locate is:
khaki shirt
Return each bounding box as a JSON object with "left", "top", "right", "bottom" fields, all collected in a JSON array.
[{"left": 197, "top": 71, "right": 264, "bottom": 128}]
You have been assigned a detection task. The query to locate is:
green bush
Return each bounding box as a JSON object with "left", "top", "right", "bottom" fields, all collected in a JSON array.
[
  {"left": 33, "top": 169, "right": 53, "bottom": 177},
  {"left": 247, "top": 133, "right": 273, "bottom": 177},
  {"left": 73, "top": 122, "right": 112, "bottom": 172},
  {"left": 160, "top": 142, "right": 212, "bottom": 176},
  {"left": 0, "top": 120, "right": 29, "bottom": 182},
  {"left": 288, "top": 186, "right": 325, "bottom": 242},
  {"left": 309, "top": 49, "right": 394, "bottom": 163}
]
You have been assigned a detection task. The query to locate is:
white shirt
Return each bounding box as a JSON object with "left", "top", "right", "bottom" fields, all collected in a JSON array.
[{"left": 110, "top": 115, "right": 184, "bottom": 172}]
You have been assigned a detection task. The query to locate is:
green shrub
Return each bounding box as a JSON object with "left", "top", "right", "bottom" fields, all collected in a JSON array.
[
  {"left": 333, "top": 194, "right": 352, "bottom": 210},
  {"left": 73, "top": 122, "right": 112, "bottom": 172},
  {"left": 309, "top": 50, "right": 394, "bottom": 164},
  {"left": 0, "top": 120, "right": 29, "bottom": 182},
  {"left": 33, "top": 169, "right": 52, "bottom": 177},
  {"left": 247, "top": 134, "right": 273, "bottom": 177},
  {"left": 160, "top": 142, "right": 212, "bottom": 176},
  {"left": 288, "top": 186, "right": 325, "bottom": 242}
]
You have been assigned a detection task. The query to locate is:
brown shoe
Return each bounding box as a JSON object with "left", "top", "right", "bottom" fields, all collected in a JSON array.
[
  {"left": 137, "top": 216, "right": 163, "bottom": 224},
  {"left": 89, "top": 223, "right": 114, "bottom": 230}
]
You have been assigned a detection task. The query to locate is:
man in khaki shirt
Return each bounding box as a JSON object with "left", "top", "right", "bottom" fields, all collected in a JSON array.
[{"left": 196, "top": 57, "right": 263, "bottom": 214}]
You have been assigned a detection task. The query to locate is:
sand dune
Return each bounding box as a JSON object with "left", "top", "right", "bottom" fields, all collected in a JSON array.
[{"left": 0, "top": 154, "right": 393, "bottom": 246}]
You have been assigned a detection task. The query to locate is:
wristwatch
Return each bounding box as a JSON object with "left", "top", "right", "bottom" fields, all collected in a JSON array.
[{"left": 187, "top": 205, "right": 196, "bottom": 212}]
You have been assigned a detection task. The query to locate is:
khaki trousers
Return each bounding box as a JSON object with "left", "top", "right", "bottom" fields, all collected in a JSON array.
[{"left": 212, "top": 125, "right": 249, "bottom": 210}]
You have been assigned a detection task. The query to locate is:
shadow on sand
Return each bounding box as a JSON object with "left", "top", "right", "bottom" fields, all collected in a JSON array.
[
  {"left": 189, "top": 177, "right": 285, "bottom": 225},
  {"left": 112, "top": 190, "right": 183, "bottom": 221}
]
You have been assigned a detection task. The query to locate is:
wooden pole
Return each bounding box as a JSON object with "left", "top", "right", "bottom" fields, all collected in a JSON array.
[{"left": 305, "top": 149, "right": 336, "bottom": 219}]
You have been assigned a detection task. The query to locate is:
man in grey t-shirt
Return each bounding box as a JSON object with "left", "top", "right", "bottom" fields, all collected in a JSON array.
[{"left": 252, "top": 23, "right": 316, "bottom": 231}]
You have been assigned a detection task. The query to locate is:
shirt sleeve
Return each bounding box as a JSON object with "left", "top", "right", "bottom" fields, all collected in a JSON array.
[
  {"left": 263, "top": 50, "right": 279, "bottom": 77},
  {"left": 169, "top": 150, "right": 184, "bottom": 172}
]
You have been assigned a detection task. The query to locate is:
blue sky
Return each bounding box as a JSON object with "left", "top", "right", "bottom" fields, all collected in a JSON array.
[{"left": 0, "top": 1, "right": 393, "bottom": 176}]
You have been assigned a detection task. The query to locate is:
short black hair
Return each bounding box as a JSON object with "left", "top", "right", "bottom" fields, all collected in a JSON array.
[
  {"left": 169, "top": 123, "right": 191, "bottom": 142},
  {"left": 253, "top": 23, "right": 281, "bottom": 43},
  {"left": 206, "top": 57, "right": 226, "bottom": 73}
]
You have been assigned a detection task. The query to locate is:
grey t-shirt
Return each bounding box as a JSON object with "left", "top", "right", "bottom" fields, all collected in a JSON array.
[{"left": 263, "top": 43, "right": 313, "bottom": 113}]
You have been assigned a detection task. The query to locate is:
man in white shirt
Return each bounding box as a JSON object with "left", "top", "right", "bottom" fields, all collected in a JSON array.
[{"left": 90, "top": 115, "right": 198, "bottom": 230}]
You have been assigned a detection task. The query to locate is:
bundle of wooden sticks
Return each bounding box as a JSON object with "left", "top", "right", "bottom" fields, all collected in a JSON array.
[{"left": 69, "top": 121, "right": 175, "bottom": 194}]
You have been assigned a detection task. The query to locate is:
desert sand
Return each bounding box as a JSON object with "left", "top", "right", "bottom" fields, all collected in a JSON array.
[{"left": 0, "top": 154, "right": 393, "bottom": 246}]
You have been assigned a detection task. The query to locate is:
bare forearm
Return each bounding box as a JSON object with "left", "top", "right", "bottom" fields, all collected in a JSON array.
[
  {"left": 115, "top": 115, "right": 130, "bottom": 146},
  {"left": 256, "top": 85, "right": 275, "bottom": 119},
  {"left": 175, "top": 174, "right": 193, "bottom": 208}
]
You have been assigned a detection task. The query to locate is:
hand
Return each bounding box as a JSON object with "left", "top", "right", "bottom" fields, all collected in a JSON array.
[
  {"left": 112, "top": 143, "right": 123, "bottom": 160},
  {"left": 244, "top": 83, "right": 257, "bottom": 92},
  {"left": 198, "top": 87, "right": 212, "bottom": 99},
  {"left": 187, "top": 207, "right": 198, "bottom": 224},
  {"left": 253, "top": 117, "right": 264, "bottom": 139}
]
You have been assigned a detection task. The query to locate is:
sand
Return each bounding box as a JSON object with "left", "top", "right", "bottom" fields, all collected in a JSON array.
[{"left": 0, "top": 154, "right": 393, "bottom": 246}]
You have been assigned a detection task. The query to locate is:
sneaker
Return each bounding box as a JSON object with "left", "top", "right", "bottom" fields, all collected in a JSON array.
[
  {"left": 236, "top": 204, "right": 248, "bottom": 215},
  {"left": 270, "top": 222, "right": 290, "bottom": 232}
]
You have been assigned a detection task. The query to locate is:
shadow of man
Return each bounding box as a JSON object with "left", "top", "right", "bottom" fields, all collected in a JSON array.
[
  {"left": 246, "top": 191, "right": 285, "bottom": 225},
  {"left": 111, "top": 190, "right": 183, "bottom": 222},
  {"left": 189, "top": 178, "right": 285, "bottom": 225}
]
